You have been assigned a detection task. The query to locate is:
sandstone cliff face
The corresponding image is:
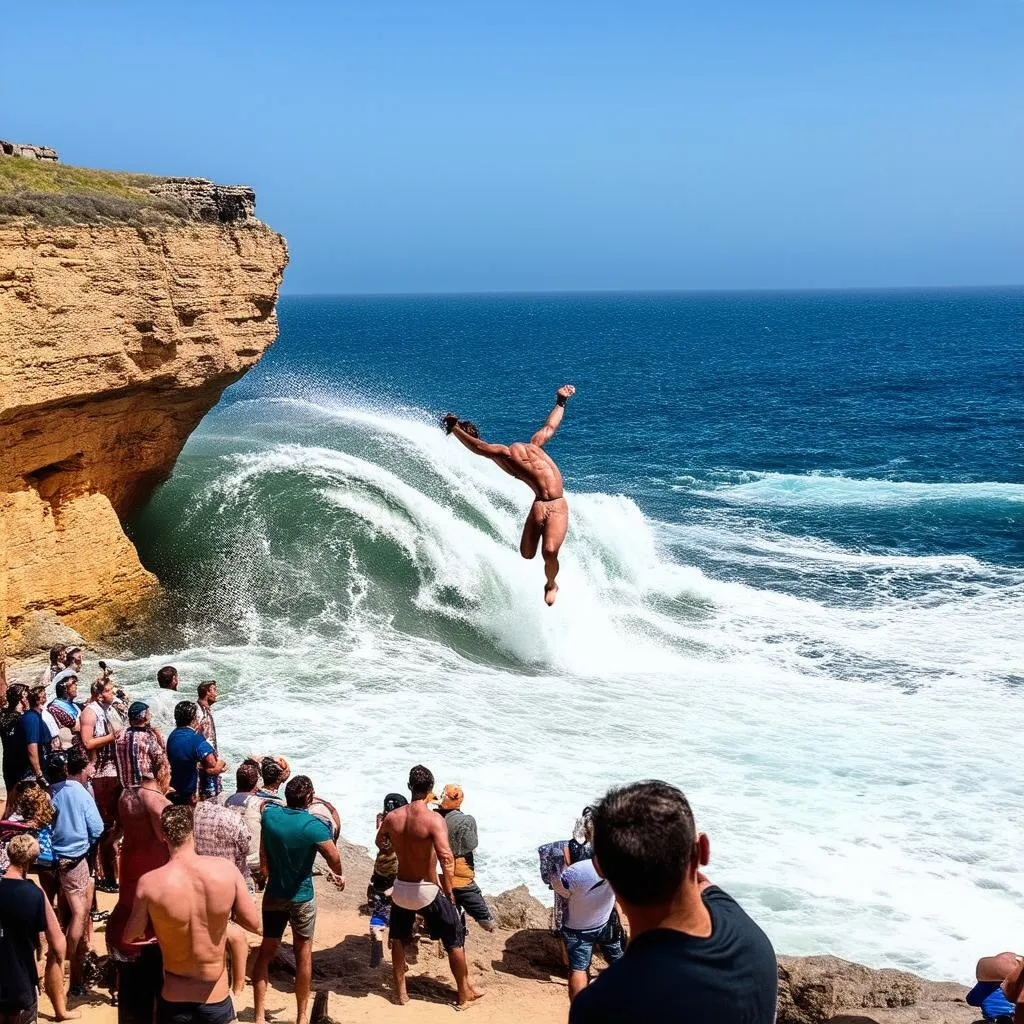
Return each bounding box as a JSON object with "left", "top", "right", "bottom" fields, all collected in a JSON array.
[{"left": 0, "top": 202, "right": 287, "bottom": 653}]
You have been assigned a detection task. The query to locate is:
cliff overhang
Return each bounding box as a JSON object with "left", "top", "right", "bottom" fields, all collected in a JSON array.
[{"left": 0, "top": 161, "right": 288, "bottom": 655}]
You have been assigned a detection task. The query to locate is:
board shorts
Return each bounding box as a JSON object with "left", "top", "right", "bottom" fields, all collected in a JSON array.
[
  {"left": 156, "top": 996, "right": 234, "bottom": 1024},
  {"left": 262, "top": 896, "right": 317, "bottom": 941},
  {"left": 389, "top": 890, "right": 466, "bottom": 951},
  {"left": 57, "top": 854, "right": 92, "bottom": 897}
]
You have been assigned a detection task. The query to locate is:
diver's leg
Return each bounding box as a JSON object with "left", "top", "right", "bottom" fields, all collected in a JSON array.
[
  {"left": 519, "top": 502, "right": 542, "bottom": 560},
  {"left": 542, "top": 502, "right": 569, "bottom": 606}
]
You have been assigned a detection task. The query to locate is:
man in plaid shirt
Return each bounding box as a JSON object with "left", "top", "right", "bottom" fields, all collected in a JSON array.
[
  {"left": 194, "top": 799, "right": 252, "bottom": 886},
  {"left": 114, "top": 702, "right": 165, "bottom": 789}
]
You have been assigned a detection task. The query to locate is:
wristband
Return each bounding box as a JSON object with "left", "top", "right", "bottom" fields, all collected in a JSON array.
[{"left": 556, "top": 395, "right": 567, "bottom": 407}]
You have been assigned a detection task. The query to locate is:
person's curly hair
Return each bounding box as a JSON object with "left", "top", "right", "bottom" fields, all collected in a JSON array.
[{"left": 18, "top": 785, "right": 55, "bottom": 827}]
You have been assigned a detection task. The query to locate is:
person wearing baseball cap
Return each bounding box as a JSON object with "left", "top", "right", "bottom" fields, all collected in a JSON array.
[
  {"left": 438, "top": 784, "right": 497, "bottom": 933},
  {"left": 114, "top": 702, "right": 164, "bottom": 790}
]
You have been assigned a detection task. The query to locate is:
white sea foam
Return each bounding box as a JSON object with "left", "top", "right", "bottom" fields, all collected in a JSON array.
[
  {"left": 691, "top": 470, "right": 1024, "bottom": 507},
  {"left": 117, "top": 399, "right": 1024, "bottom": 981}
]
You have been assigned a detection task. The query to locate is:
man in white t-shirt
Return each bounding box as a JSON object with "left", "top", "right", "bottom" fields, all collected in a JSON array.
[{"left": 552, "top": 851, "right": 624, "bottom": 1002}]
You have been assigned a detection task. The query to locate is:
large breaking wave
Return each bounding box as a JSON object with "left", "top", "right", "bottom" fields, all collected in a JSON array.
[{"left": 122, "top": 396, "right": 1024, "bottom": 980}]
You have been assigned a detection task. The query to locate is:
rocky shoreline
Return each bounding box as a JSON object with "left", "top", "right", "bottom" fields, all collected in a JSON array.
[{"left": 334, "top": 838, "right": 977, "bottom": 1024}]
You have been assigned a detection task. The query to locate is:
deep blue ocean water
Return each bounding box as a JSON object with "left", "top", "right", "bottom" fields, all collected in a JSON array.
[
  {"left": 239, "top": 290, "right": 1024, "bottom": 561},
  {"left": 124, "top": 290, "right": 1024, "bottom": 978}
]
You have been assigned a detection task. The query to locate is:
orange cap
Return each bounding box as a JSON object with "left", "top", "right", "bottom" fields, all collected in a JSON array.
[{"left": 440, "top": 784, "right": 464, "bottom": 810}]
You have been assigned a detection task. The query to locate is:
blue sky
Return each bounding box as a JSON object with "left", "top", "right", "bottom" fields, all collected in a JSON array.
[{"left": 3, "top": 1, "right": 1022, "bottom": 292}]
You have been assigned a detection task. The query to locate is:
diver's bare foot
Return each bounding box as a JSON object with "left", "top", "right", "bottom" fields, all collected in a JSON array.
[
  {"left": 395, "top": 992, "right": 410, "bottom": 1006},
  {"left": 544, "top": 582, "right": 558, "bottom": 606},
  {"left": 55, "top": 1011, "right": 82, "bottom": 1021},
  {"left": 454, "top": 988, "right": 486, "bottom": 1010}
]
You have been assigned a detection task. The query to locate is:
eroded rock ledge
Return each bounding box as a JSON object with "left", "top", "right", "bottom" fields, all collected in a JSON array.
[{"left": 0, "top": 185, "right": 288, "bottom": 654}]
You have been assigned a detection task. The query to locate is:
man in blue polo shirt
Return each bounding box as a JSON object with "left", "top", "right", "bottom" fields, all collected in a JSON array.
[
  {"left": 48, "top": 750, "right": 103, "bottom": 998},
  {"left": 166, "top": 701, "right": 225, "bottom": 806}
]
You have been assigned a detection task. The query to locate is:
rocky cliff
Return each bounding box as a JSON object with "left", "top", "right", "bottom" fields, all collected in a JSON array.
[{"left": 0, "top": 172, "right": 287, "bottom": 654}]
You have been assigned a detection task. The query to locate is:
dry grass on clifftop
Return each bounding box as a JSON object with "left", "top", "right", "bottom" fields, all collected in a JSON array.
[{"left": 0, "top": 158, "right": 188, "bottom": 226}]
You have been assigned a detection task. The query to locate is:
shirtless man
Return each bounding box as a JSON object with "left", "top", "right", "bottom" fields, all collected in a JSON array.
[
  {"left": 444, "top": 384, "right": 575, "bottom": 605},
  {"left": 124, "top": 805, "right": 260, "bottom": 1024},
  {"left": 375, "top": 765, "right": 484, "bottom": 1008}
]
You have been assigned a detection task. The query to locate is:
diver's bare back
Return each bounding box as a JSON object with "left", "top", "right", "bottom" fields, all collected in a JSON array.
[
  {"left": 496, "top": 442, "right": 564, "bottom": 500},
  {"left": 386, "top": 801, "right": 446, "bottom": 883}
]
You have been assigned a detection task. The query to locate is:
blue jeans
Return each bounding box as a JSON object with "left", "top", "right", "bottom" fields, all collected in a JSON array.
[{"left": 562, "top": 920, "right": 625, "bottom": 973}]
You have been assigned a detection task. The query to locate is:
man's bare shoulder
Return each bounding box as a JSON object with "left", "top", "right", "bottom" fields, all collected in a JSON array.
[
  {"left": 196, "top": 853, "right": 241, "bottom": 881},
  {"left": 384, "top": 805, "right": 411, "bottom": 830},
  {"left": 135, "top": 868, "right": 156, "bottom": 896},
  {"left": 138, "top": 860, "right": 174, "bottom": 887}
]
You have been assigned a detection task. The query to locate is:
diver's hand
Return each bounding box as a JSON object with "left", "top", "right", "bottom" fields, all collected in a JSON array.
[
  {"left": 556, "top": 385, "right": 575, "bottom": 406},
  {"left": 442, "top": 413, "right": 459, "bottom": 434}
]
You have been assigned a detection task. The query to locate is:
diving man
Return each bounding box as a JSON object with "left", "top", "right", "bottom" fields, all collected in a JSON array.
[{"left": 444, "top": 384, "right": 575, "bottom": 605}]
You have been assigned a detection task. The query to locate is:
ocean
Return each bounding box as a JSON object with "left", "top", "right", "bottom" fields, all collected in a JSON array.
[{"left": 122, "top": 290, "right": 1023, "bottom": 980}]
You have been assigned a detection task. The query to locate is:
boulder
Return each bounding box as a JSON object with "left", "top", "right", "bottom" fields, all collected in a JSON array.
[
  {"left": 13, "top": 611, "right": 85, "bottom": 657},
  {"left": 777, "top": 956, "right": 973, "bottom": 1024},
  {"left": 491, "top": 885, "right": 550, "bottom": 931}
]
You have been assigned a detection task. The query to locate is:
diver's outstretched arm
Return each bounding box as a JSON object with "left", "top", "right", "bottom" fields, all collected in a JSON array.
[
  {"left": 530, "top": 385, "right": 575, "bottom": 447},
  {"left": 444, "top": 414, "right": 510, "bottom": 459}
]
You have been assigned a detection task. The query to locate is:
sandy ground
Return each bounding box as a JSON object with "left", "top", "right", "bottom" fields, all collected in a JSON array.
[{"left": 33, "top": 839, "right": 571, "bottom": 1024}]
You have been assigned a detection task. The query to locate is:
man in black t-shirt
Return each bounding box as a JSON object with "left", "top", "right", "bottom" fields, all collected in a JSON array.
[
  {"left": 569, "top": 780, "right": 778, "bottom": 1024},
  {"left": 1, "top": 834, "right": 67, "bottom": 1024}
]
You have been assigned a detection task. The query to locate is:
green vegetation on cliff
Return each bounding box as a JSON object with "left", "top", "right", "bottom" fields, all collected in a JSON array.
[{"left": 0, "top": 158, "right": 188, "bottom": 226}]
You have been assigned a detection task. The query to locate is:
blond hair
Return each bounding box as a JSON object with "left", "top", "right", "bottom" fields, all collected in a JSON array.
[{"left": 6, "top": 834, "right": 40, "bottom": 869}]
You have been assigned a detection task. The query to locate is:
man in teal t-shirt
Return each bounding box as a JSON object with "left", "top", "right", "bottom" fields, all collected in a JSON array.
[{"left": 253, "top": 775, "right": 343, "bottom": 1024}]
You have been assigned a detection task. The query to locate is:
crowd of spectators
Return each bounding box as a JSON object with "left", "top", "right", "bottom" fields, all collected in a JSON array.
[{"left": 2, "top": 649, "right": 1019, "bottom": 1024}]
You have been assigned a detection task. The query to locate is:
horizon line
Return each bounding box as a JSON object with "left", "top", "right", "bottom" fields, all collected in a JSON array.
[{"left": 278, "top": 283, "right": 1024, "bottom": 299}]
